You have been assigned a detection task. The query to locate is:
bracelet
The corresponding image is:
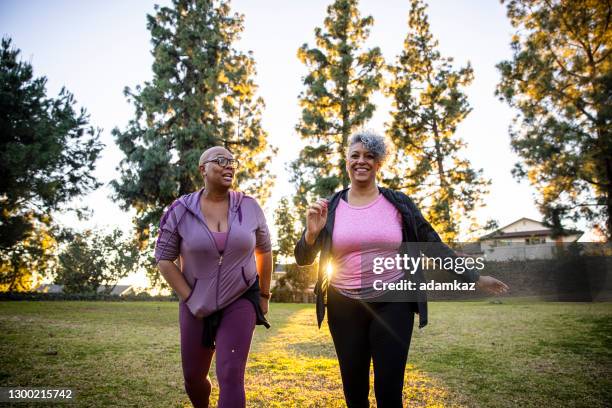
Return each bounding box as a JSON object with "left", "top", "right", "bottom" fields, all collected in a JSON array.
[{"left": 260, "top": 292, "right": 271, "bottom": 299}]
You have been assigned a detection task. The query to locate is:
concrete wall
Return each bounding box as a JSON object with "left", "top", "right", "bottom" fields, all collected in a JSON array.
[{"left": 424, "top": 255, "right": 612, "bottom": 301}]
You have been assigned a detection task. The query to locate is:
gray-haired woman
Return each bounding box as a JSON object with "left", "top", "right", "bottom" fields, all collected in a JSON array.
[{"left": 294, "top": 131, "right": 508, "bottom": 407}]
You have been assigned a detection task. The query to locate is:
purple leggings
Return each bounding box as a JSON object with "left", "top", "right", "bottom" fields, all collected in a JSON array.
[{"left": 179, "top": 298, "right": 256, "bottom": 408}]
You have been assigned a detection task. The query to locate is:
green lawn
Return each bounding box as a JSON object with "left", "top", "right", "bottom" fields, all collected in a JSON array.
[{"left": 0, "top": 300, "right": 610, "bottom": 407}]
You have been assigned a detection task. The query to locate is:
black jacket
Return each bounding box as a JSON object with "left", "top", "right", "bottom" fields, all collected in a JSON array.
[{"left": 294, "top": 187, "right": 480, "bottom": 329}]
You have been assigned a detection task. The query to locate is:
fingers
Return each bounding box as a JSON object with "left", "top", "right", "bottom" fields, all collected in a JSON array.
[
  {"left": 494, "top": 281, "right": 509, "bottom": 295},
  {"left": 479, "top": 276, "right": 509, "bottom": 296},
  {"left": 315, "top": 199, "right": 328, "bottom": 211},
  {"left": 306, "top": 208, "right": 320, "bottom": 218},
  {"left": 310, "top": 203, "right": 325, "bottom": 214},
  {"left": 495, "top": 279, "right": 510, "bottom": 293},
  {"left": 308, "top": 199, "right": 328, "bottom": 216},
  {"left": 314, "top": 198, "right": 328, "bottom": 207}
]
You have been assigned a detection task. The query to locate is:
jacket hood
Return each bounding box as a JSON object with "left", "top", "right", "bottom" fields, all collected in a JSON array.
[{"left": 178, "top": 188, "right": 246, "bottom": 223}]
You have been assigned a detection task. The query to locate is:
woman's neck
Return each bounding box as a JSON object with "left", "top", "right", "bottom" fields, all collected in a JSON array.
[
  {"left": 347, "top": 181, "right": 378, "bottom": 205},
  {"left": 202, "top": 186, "right": 228, "bottom": 202},
  {"left": 349, "top": 181, "right": 378, "bottom": 197}
]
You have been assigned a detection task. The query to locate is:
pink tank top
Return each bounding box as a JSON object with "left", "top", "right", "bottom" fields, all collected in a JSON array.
[
  {"left": 211, "top": 231, "right": 228, "bottom": 253},
  {"left": 331, "top": 194, "right": 404, "bottom": 290}
]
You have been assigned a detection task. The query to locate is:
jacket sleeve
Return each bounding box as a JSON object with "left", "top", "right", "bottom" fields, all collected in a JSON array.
[
  {"left": 154, "top": 201, "right": 182, "bottom": 264},
  {"left": 254, "top": 201, "right": 272, "bottom": 253},
  {"left": 294, "top": 228, "right": 323, "bottom": 266},
  {"left": 404, "top": 194, "right": 480, "bottom": 284}
]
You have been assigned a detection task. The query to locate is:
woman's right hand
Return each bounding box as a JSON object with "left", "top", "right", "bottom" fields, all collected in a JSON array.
[
  {"left": 476, "top": 276, "right": 509, "bottom": 295},
  {"left": 181, "top": 286, "right": 193, "bottom": 303},
  {"left": 157, "top": 260, "right": 193, "bottom": 303},
  {"left": 305, "top": 199, "right": 328, "bottom": 245}
]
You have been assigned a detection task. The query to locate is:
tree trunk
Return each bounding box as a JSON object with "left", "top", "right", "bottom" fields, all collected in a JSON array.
[{"left": 339, "top": 29, "right": 350, "bottom": 189}]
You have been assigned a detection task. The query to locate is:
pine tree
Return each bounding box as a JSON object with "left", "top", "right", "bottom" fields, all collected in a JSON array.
[
  {"left": 274, "top": 197, "right": 301, "bottom": 261},
  {"left": 496, "top": 0, "right": 612, "bottom": 240},
  {"left": 386, "top": 0, "right": 490, "bottom": 243},
  {"left": 273, "top": 197, "right": 316, "bottom": 296},
  {"left": 292, "top": 0, "right": 383, "bottom": 216},
  {"left": 112, "top": 0, "right": 275, "bottom": 247},
  {"left": 0, "top": 37, "right": 102, "bottom": 290}
]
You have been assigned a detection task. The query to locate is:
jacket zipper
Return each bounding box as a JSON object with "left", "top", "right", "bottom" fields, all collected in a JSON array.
[
  {"left": 207, "top": 219, "right": 234, "bottom": 311},
  {"left": 196, "top": 195, "right": 238, "bottom": 312},
  {"left": 216, "top": 253, "right": 224, "bottom": 310}
]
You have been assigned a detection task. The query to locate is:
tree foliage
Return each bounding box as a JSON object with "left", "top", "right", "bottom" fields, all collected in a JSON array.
[
  {"left": 0, "top": 218, "right": 57, "bottom": 292},
  {"left": 0, "top": 37, "right": 103, "bottom": 251},
  {"left": 386, "top": 0, "right": 490, "bottom": 242},
  {"left": 292, "top": 0, "right": 383, "bottom": 219},
  {"left": 274, "top": 197, "right": 302, "bottom": 260},
  {"left": 272, "top": 197, "right": 317, "bottom": 297},
  {"left": 112, "top": 0, "right": 276, "bottom": 245},
  {"left": 0, "top": 37, "right": 102, "bottom": 290},
  {"left": 496, "top": 0, "right": 612, "bottom": 239},
  {"left": 55, "top": 229, "right": 139, "bottom": 294},
  {"left": 273, "top": 263, "right": 317, "bottom": 299}
]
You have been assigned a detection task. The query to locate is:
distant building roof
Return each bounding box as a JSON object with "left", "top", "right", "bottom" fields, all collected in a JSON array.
[
  {"left": 479, "top": 217, "right": 582, "bottom": 241},
  {"left": 35, "top": 284, "right": 64, "bottom": 293}
]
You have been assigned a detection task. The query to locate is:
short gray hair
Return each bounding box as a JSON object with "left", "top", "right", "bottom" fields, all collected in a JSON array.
[{"left": 348, "top": 130, "right": 389, "bottom": 163}]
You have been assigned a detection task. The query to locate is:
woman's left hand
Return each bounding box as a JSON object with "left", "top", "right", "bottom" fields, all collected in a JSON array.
[
  {"left": 259, "top": 296, "right": 269, "bottom": 315},
  {"left": 476, "top": 276, "right": 510, "bottom": 295}
]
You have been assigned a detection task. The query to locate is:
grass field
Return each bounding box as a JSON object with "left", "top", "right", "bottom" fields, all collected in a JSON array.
[{"left": 0, "top": 300, "right": 610, "bottom": 407}]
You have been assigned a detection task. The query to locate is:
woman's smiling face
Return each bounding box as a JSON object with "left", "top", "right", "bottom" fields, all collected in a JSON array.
[{"left": 346, "top": 142, "right": 381, "bottom": 184}]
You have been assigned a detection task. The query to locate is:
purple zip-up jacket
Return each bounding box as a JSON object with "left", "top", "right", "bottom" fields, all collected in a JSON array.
[{"left": 154, "top": 189, "right": 271, "bottom": 318}]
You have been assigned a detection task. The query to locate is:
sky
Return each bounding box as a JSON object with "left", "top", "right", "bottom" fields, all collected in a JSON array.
[{"left": 1, "top": 0, "right": 594, "bottom": 286}]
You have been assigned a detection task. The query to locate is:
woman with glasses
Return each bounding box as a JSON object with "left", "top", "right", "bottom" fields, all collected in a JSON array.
[
  {"left": 155, "top": 146, "right": 272, "bottom": 408},
  {"left": 295, "top": 131, "right": 509, "bottom": 408}
]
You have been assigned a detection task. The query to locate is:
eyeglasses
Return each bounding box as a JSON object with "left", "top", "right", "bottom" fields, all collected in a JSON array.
[{"left": 202, "top": 157, "right": 239, "bottom": 169}]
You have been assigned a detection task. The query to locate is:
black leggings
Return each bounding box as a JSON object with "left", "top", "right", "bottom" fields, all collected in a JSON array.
[{"left": 327, "top": 286, "right": 415, "bottom": 408}]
